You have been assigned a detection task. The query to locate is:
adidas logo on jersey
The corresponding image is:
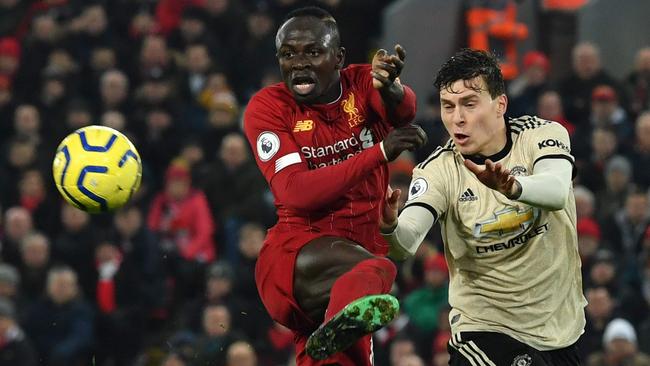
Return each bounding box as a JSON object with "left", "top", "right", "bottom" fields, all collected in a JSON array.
[{"left": 459, "top": 188, "right": 478, "bottom": 202}]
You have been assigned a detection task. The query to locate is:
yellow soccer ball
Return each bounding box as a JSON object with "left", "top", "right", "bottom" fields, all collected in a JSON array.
[{"left": 52, "top": 126, "right": 142, "bottom": 213}]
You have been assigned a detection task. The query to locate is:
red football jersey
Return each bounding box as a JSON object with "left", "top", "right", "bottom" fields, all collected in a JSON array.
[{"left": 244, "top": 64, "right": 416, "bottom": 255}]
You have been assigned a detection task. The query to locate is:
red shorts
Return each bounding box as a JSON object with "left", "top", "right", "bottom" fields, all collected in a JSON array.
[{"left": 255, "top": 227, "right": 375, "bottom": 365}]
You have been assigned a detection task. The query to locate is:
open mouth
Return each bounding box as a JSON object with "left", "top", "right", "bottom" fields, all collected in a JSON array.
[
  {"left": 454, "top": 133, "right": 469, "bottom": 145},
  {"left": 291, "top": 75, "right": 316, "bottom": 95}
]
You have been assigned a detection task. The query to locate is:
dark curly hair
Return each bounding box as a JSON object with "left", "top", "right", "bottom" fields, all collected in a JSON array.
[{"left": 434, "top": 48, "right": 505, "bottom": 99}]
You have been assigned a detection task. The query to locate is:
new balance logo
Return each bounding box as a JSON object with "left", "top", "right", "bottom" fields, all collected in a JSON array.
[
  {"left": 459, "top": 188, "right": 478, "bottom": 202},
  {"left": 293, "top": 120, "right": 314, "bottom": 132}
]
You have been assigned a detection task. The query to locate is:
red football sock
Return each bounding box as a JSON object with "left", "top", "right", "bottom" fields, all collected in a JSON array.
[{"left": 324, "top": 257, "right": 397, "bottom": 322}]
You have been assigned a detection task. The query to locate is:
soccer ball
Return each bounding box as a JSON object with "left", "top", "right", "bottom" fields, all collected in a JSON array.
[{"left": 52, "top": 126, "right": 142, "bottom": 213}]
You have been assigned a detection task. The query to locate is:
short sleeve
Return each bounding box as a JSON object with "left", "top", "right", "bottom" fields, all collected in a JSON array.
[
  {"left": 403, "top": 160, "right": 449, "bottom": 222},
  {"left": 525, "top": 119, "right": 575, "bottom": 167}
]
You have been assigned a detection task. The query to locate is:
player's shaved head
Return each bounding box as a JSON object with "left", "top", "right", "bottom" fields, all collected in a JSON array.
[{"left": 275, "top": 6, "right": 340, "bottom": 50}]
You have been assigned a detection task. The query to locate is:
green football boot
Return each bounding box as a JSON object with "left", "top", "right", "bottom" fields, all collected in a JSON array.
[{"left": 305, "top": 294, "right": 400, "bottom": 360}]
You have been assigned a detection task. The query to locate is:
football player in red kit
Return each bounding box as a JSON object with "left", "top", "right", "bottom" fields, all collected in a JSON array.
[{"left": 243, "top": 6, "right": 426, "bottom": 365}]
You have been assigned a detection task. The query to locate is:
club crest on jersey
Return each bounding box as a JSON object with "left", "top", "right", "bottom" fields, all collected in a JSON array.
[
  {"left": 342, "top": 92, "right": 365, "bottom": 128},
  {"left": 256, "top": 131, "right": 280, "bottom": 162},
  {"left": 408, "top": 178, "right": 428, "bottom": 200},
  {"left": 510, "top": 165, "right": 528, "bottom": 176},
  {"left": 511, "top": 354, "right": 532, "bottom": 366},
  {"left": 473, "top": 206, "right": 539, "bottom": 239}
]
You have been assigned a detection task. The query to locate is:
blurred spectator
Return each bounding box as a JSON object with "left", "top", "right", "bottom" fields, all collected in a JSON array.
[
  {"left": 596, "top": 156, "right": 634, "bottom": 222},
  {"left": 37, "top": 73, "right": 69, "bottom": 133},
  {"left": 1, "top": 206, "right": 33, "bottom": 266},
  {"left": 178, "top": 260, "right": 239, "bottom": 332},
  {"left": 198, "top": 72, "right": 240, "bottom": 157},
  {"left": 575, "top": 185, "right": 597, "bottom": 220},
  {"left": 99, "top": 110, "right": 126, "bottom": 132},
  {"left": 579, "top": 287, "right": 617, "bottom": 360},
  {"left": 508, "top": 50, "right": 551, "bottom": 117},
  {"left": 98, "top": 69, "right": 131, "bottom": 116},
  {"left": 627, "top": 112, "right": 650, "bottom": 190},
  {"left": 110, "top": 204, "right": 166, "bottom": 311},
  {"left": 23, "top": 266, "right": 94, "bottom": 366},
  {"left": 0, "top": 75, "right": 16, "bottom": 143},
  {"left": 200, "top": 133, "right": 271, "bottom": 260},
  {"left": 0, "top": 297, "right": 36, "bottom": 366},
  {"left": 154, "top": 0, "right": 204, "bottom": 35},
  {"left": 53, "top": 203, "right": 98, "bottom": 300},
  {"left": 138, "top": 106, "right": 181, "bottom": 186},
  {"left": 233, "top": 223, "right": 272, "bottom": 344},
  {"left": 0, "top": 37, "right": 20, "bottom": 79},
  {"left": 168, "top": 6, "right": 221, "bottom": 55},
  {"left": 135, "top": 34, "right": 175, "bottom": 87},
  {"left": 589, "top": 85, "right": 632, "bottom": 143},
  {"left": 403, "top": 253, "right": 449, "bottom": 333},
  {"left": 414, "top": 93, "right": 447, "bottom": 162},
  {"left": 577, "top": 217, "right": 602, "bottom": 277},
  {"left": 0, "top": 0, "right": 30, "bottom": 37},
  {"left": 602, "top": 187, "right": 650, "bottom": 262},
  {"left": 537, "top": 89, "right": 575, "bottom": 136},
  {"left": 236, "top": 6, "right": 276, "bottom": 98},
  {"left": 587, "top": 318, "right": 650, "bottom": 366},
  {"left": 179, "top": 42, "right": 216, "bottom": 132},
  {"left": 624, "top": 47, "right": 650, "bottom": 119},
  {"left": 59, "top": 98, "right": 93, "bottom": 141},
  {"left": 66, "top": 4, "right": 116, "bottom": 67},
  {"left": 576, "top": 127, "right": 619, "bottom": 192},
  {"left": 93, "top": 239, "right": 147, "bottom": 366},
  {"left": 396, "top": 354, "right": 425, "bottom": 366},
  {"left": 148, "top": 161, "right": 215, "bottom": 301},
  {"left": 17, "top": 169, "right": 60, "bottom": 236},
  {"left": 226, "top": 340, "right": 257, "bottom": 366},
  {"left": 14, "top": 12, "right": 63, "bottom": 102},
  {"left": 389, "top": 335, "right": 416, "bottom": 366},
  {"left": 193, "top": 304, "right": 242, "bottom": 366},
  {"left": 0, "top": 137, "right": 41, "bottom": 208},
  {"left": 559, "top": 42, "right": 622, "bottom": 125},
  {"left": 0, "top": 264, "right": 23, "bottom": 316},
  {"left": 18, "top": 231, "right": 51, "bottom": 304}
]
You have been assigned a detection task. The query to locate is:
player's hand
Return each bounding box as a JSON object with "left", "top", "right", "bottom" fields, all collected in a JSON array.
[
  {"left": 380, "top": 185, "right": 400, "bottom": 232},
  {"left": 464, "top": 159, "right": 522, "bottom": 199},
  {"left": 372, "top": 44, "right": 406, "bottom": 90},
  {"left": 382, "top": 124, "right": 427, "bottom": 161}
]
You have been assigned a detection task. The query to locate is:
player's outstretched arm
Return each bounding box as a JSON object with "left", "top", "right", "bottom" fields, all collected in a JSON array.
[
  {"left": 269, "top": 125, "right": 427, "bottom": 211},
  {"left": 370, "top": 44, "right": 416, "bottom": 125}
]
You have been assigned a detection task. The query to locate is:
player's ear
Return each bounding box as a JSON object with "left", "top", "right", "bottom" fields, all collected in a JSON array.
[
  {"left": 496, "top": 94, "right": 508, "bottom": 118},
  {"left": 335, "top": 47, "right": 345, "bottom": 69}
]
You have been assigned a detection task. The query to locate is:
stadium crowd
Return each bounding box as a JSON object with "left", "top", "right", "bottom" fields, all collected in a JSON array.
[{"left": 0, "top": 0, "right": 648, "bottom": 365}]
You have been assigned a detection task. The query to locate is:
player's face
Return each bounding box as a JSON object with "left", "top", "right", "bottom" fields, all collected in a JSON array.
[
  {"left": 439, "top": 77, "right": 507, "bottom": 156},
  {"left": 276, "top": 17, "right": 344, "bottom": 104}
]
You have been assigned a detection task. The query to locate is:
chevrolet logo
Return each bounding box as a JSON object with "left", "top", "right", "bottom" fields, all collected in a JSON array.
[
  {"left": 473, "top": 207, "right": 537, "bottom": 238},
  {"left": 293, "top": 119, "right": 314, "bottom": 132}
]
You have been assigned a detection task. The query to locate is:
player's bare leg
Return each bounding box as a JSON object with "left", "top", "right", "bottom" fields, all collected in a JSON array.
[{"left": 294, "top": 237, "right": 399, "bottom": 360}]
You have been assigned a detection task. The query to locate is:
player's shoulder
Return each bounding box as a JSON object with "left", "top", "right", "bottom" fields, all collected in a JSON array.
[
  {"left": 508, "top": 115, "right": 566, "bottom": 136},
  {"left": 341, "top": 64, "right": 372, "bottom": 84},
  {"left": 416, "top": 139, "right": 456, "bottom": 170},
  {"left": 248, "top": 83, "right": 294, "bottom": 110}
]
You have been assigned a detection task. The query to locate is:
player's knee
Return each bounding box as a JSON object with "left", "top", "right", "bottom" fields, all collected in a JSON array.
[{"left": 360, "top": 257, "right": 397, "bottom": 284}]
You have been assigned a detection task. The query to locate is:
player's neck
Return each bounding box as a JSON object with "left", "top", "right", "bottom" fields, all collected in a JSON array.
[
  {"left": 465, "top": 120, "right": 510, "bottom": 164},
  {"left": 480, "top": 123, "right": 508, "bottom": 157},
  {"left": 318, "top": 76, "right": 343, "bottom": 105}
]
